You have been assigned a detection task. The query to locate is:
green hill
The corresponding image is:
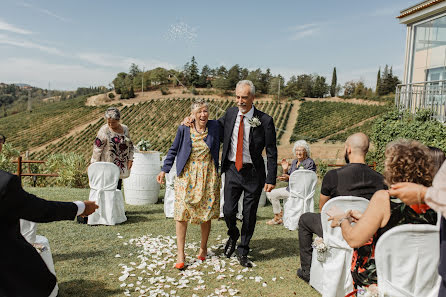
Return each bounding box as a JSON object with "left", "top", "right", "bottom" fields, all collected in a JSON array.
[
  {"left": 290, "top": 101, "right": 391, "bottom": 143},
  {"left": 0, "top": 96, "right": 103, "bottom": 151},
  {"left": 27, "top": 98, "right": 293, "bottom": 161}
]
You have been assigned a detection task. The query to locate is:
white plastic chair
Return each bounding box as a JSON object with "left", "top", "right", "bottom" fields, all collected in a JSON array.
[
  {"left": 87, "top": 162, "right": 127, "bottom": 225},
  {"left": 20, "top": 219, "right": 37, "bottom": 244},
  {"left": 310, "top": 196, "right": 369, "bottom": 297},
  {"left": 283, "top": 169, "right": 317, "bottom": 230},
  {"left": 35, "top": 235, "right": 58, "bottom": 297},
  {"left": 163, "top": 159, "right": 176, "bottom": 218},
  {"left": 375, "top": 224, "right": 441, "bottom": 297}
]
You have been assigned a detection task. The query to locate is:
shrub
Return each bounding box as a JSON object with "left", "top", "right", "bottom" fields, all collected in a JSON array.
[
  {"left": 160, "top": 87, "right": 170, "bottom": 95},
  {"left": 0, "top": 144, "right": 20, "bottom": 173},
  {"left": 315, "top": 159, "right": 329, "bottom": 179},
  {"left": 45, "top": 153, "right": 88, "bottom": 188},
  {"left": 190, "top": 87, "right": 199, "bottom": 95},
  {"left": 369, "top": 109, "right": 446, "bottom": 172},
  {"left": 108, "top": 92, "right": 115, "bottom": 99}
]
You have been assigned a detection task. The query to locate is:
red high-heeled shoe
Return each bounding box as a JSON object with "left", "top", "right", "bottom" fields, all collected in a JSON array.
[
  {"left": 197, "top": 255, "right": 206, "bottom": 261},
  {"left": 175, "top": 262, "right": 185, "bottom": 270}
]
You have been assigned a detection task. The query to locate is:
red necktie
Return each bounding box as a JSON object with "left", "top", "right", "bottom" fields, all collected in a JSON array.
[{"left": 235, "top": 115, "right": 244, "bottom": 171}]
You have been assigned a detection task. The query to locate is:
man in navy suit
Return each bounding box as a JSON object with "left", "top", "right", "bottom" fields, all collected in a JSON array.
[
  {"left": 0, "top": 139, "right": 98, "bottom": 297},
  {"left": 219, "top": 80, "right": 277, "bottom": 267},
  {"left": 182, "top": 80, "right": 278, "bottom": 267}
]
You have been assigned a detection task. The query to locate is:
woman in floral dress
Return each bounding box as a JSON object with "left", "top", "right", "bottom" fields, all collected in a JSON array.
[
  {"left": 327, "top": 140, "right": 437, "bottom": 295},
  {"left": 91, "top": 107, "right": 134, "bottom": 189},
  {"left": 157, "top": 99, "right": 221, "bottom": 270}
]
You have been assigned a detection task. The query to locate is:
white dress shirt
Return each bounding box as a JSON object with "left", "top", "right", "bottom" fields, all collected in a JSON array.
[
  {"left": 228, "top": 106, "right": 254, "bottom": 164},
  {"left": 74, "top": 201, "right": 86, "bottom": 216}
]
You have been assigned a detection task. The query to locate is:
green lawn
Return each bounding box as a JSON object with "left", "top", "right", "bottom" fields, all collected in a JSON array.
[{"left": 26, "top": 186, "right": 321, "bottom": 297}]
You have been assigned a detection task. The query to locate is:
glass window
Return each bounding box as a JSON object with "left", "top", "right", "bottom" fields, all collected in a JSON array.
[{"left": 410, "top": 14, "right": 446, "bottom": 83}]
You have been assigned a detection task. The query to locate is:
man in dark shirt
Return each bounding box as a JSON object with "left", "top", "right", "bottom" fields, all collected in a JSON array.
[{"left": 296, "top": 133, "right": 387, "bottom": 282}]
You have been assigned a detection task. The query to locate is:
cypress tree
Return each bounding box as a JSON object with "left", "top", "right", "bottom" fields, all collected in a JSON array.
[
  {"left": 376, "top": 67, "right": 381, "bottom": 96},
  {"left": 330, "top": 67, "right": 337, "bottom": 97}
]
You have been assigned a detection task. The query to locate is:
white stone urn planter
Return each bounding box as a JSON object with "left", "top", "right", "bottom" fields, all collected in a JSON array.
[{"left": 123, "top": 151, "right": 161, "bottom": 205}]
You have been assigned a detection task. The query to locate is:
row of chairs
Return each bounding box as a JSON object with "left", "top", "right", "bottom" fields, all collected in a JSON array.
[
  {"left": 84, "top": 163, "right": 442, "bottom": 296},
  {"left": 310, "top": 196, "right": 441, "bottom": 297}
]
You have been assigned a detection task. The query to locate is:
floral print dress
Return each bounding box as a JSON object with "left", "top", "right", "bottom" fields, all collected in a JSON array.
[
  {"left": 174, "top": 127, "right": 220, "bottom": 224},
  {"left": 91, "top": 124, "right": 134, "bottom": 178},
  {"left": 351, "top": 198, "right": 437, "bottom": 289}
]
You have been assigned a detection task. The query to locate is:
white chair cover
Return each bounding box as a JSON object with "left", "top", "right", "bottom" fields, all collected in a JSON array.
[
  {"left": 283, "top": 169, "right": 317, "bottom": 230},
  {"left": 375, "top": 224, "right": 441, "bottom": 297},
  {"left": 164, "top": 159, "right": 176, "bottom": 218},
  {"left": 35, "top": 235, "right": 58, "bottom": 297},
  {"left": 87, "top": 162, "right": 127, "bottom": 225},
  {"left": 311, "top": 196, "right": 369, "bottom": 297},
  {"left": 20, "top": 219, "right": 37, "bottom": 244}
]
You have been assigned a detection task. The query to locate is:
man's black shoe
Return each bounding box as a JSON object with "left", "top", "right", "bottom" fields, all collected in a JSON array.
[
  {"left": 297, "top": 268, "right": 310, "bottom": 283},
  {"left": 236, "top": 252, "right": 253, "bottom": 268},
  {"left": 224, "top": 237, "right": 237, "bottom": 258}
]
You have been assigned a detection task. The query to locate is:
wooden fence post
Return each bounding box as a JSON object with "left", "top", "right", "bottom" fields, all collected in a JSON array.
[{"left": 17, "top": 156, "right": 22, "bottom": 182}]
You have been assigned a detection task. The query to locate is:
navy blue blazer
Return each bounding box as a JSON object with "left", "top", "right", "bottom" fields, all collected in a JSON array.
[{"left": 162, "top": 120, "right": 220, "bottom": 176}]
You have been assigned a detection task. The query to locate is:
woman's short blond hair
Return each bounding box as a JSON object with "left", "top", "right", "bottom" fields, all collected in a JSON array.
[
  {"left": 384, "top": 139, "right": 433, "bottom": 187},
  {"left": 191, "top": 99, "right": 208, "bottom": 113}
]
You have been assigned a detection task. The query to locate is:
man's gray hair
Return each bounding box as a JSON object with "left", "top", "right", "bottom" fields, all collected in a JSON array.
[
  {"left": 236, "top": 80, "right": 255, "bottom": 96},
  {"left": 105, "top": 107, "right": 121, "bottom": 120},
  {"left": 191, "top": 98, "right": 209, "bottom": 113},
  {"left": 293, "top": 140, "right": 311, "bottom": 157}
]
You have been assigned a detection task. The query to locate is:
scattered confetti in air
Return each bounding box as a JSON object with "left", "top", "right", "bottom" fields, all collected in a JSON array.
[{"left": 166, "top": 22, "right": 197, "bottom": 42}]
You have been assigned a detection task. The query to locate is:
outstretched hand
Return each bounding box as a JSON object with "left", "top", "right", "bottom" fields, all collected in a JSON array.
[
  {"left": 281, "top": 158, "right": 289, "bottom": 172},
  {"left": 80, "top": 201, "right": 99, "bottom": 217}
]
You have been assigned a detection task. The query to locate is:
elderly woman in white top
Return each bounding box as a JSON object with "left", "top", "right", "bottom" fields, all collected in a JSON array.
[
  {"left": 91, "top": 107, "right": 134, "bottom": 190},
  {"left": 265, "top": 140, "right": 316, "bottom": 225}
]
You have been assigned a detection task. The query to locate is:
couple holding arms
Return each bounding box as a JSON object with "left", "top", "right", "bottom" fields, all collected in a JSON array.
[{"left": 157, "top": 80, "right": 278, "bottom": 269}]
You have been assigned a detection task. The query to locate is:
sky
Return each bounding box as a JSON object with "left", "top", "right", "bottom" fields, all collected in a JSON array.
[{"left": 0, "top": 0, "right": 420, "bottom": 90}]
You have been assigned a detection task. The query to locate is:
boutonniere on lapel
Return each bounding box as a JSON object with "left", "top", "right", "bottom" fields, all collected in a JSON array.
[{"left": 247, "top": 116, "right": 261, "bottom": 128}]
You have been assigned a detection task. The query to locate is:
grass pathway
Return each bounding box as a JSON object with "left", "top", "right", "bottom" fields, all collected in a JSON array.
[
  {"left": 28, "top": 186, "right": 321, "bottom": 297},
  {"left": 277, "top": 102, "right": 301, "bottom": 159}
]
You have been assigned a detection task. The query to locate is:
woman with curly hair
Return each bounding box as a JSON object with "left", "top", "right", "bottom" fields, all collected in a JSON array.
[{"left": 327, "top": 139, "right": 437, "bottom": 291}]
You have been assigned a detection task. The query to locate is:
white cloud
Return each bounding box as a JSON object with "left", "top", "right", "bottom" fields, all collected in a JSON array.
[
  {"left": 289, "top": 23, "right": 319, "bottom": 31},
  {"left": 288, "top": 22, "right": 322, "bottom": 41},
  {"left": 77, "top": 52, "right": 176, "bottom": 70},
  {"left": 18, "top": 2, "right": 70, "bottom": 22},
  {"left": 0, "top": 19, "right": 32, "bottom": 35},
  {"left": 290, "top": 28, "right": 320, "bottom": 41},
  {"left": 0, "top": 34, "right": 64, "bottom": 56},
  {"left": 0, "top": 57, "right": 115, "bottom": 90}
]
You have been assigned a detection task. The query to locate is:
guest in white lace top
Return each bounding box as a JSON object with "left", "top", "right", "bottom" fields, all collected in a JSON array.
[{"left": 91, "top": 107, "right": 134, "bottom": 189}]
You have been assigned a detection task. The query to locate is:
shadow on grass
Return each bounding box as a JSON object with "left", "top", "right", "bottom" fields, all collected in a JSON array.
[
  {"left": 125, "top": 215, "right": 150, "bottom": 224},
  {"left": 53, "top": 250, "right": 105, "bottom": 262},
  {"left": 59, "top": 279, "right": 122, "bottom": 297},
  {"left": 125, "top": 208, "right": 164, "bottom": 215},
  {"left": 250, "top": 236, "right": 299, "bottom": 262}
]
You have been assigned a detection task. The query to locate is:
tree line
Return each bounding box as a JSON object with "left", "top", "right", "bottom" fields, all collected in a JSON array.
[{"left": 111, "top": 57, "right": 400, "bottom": 100}]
